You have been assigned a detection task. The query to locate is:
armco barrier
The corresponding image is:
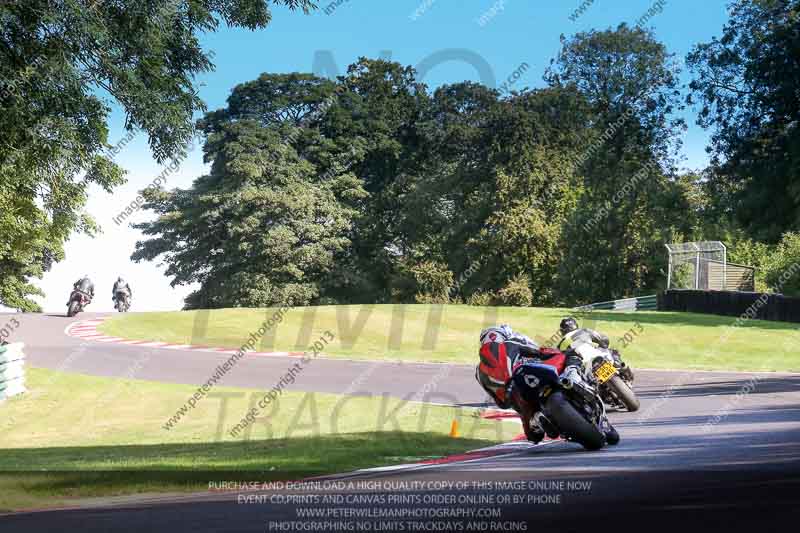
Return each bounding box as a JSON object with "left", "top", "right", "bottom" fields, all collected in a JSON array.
[
  {"left": 658, "top": 289, "right": 800, "bottom": 323},
  {"left": 0, "top": 342, "right": 26, "bottom": 402},
  {"left": 579, "top": 295, "right": 658, "bottom": 312}
]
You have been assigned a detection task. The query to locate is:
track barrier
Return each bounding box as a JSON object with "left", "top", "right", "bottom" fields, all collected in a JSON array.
[
  {"left": 0, "top": 342, "right": 26, "bottom": 402},
  {"left": 578, "top": 295, "right": 658, "bottom": 312},
  {"left": 659, "top": 289, "right": 800, "bottom": 323}
]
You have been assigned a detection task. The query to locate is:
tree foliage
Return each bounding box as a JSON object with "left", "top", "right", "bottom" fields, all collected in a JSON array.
[
  {"left": 763, "top": 232, "right": 800, "bottom": 296},
  {"left": 136, "top": 29, "right": 688, "bottom": 308},
  {"left": 0, "top": 0, "right": 314, "bottom": 309},
  {"left": 687, "top": 0, "right": 800, "bottom": 242},
  {"left": 133, "top": 72, "right": 365, "bottom": 308},
  {"left": 546, "top": 24, "right": 689, "bottom": 303}
]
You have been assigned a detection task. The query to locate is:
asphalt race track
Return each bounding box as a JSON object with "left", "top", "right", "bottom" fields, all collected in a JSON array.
[{"left": 2, "top": 312, "right": 800, "bottom": 532}]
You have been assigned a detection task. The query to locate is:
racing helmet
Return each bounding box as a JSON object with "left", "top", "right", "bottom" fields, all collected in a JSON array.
[
  {"left": 559, "top": 317, "right": 579, "bottom": 336},
  {"left": 479, "top": 324, "right": 514, "bottom": 344}
]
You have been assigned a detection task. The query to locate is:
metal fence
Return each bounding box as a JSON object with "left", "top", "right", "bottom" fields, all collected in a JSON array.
[
  {"left": 578, "top": 295, "right": 658, "bottom": 312},
  {"left": 666, "top": 241, "right": 730, "bottom": 290}
]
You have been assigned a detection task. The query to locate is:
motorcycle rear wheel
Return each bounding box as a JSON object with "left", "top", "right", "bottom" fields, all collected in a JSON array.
[
  {"left": 606, "top": 375, "right": 640, "bottom": 412},
  {"left": 545, "top": 391, "right": 605, "bottom": 451}
]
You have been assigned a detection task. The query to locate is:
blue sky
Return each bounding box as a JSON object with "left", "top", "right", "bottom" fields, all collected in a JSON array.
[{"left": 34, "top": 0, "right": 731, "bottom": 312}]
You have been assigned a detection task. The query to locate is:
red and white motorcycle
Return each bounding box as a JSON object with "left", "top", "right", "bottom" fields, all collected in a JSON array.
[{"left": 67, "top": 289, "right": 91, "bottom": 317}]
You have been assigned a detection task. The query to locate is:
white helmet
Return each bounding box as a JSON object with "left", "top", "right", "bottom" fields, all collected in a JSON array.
[{"left": 479, "top": 324, "right": 514, "bottom": 345}]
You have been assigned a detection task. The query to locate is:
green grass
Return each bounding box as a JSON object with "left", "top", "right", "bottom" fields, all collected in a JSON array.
[
  {"left": 98, "top": 304, "right": 800, "bottom": 371},
  {"left": 0, "top": 367, "right": 514, "bottom": 511}
]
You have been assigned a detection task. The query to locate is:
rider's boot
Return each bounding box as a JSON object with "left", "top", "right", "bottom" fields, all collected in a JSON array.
[
  {"left": 523, "top": 416, "right": 545, "bottom": 444},
  {"left": 601, "top": 417, "right": 620, "bottom": 445}
]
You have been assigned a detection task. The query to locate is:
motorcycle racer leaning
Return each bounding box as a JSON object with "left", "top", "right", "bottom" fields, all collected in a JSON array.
[
  {"left": 112, "top": 277, "right": 132, "bottom": 304},
  {"left": 557, "top": 317, "right": 610, "bottom": 362},
  {"left": 68, "top": 275, "right": 95, "bottom": 306},
  {"left": 475, "top": 325, "right": 583, "bottom": 443}
]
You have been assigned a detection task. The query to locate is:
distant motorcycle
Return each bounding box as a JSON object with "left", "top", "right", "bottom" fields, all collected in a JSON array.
[
  {"left": 113, "top": 291, "right": 130, "bottom": 313},
  {"left": 511, "top": 348, "right": 619, "bottom": 450},
  {"left": 583, "top": 347, "right": 640, "bottom": 412},
  {"left": 67, "top": 289, "right": 91, "bottom": 317}
]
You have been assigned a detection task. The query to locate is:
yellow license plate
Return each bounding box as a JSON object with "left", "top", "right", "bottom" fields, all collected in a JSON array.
[{"left": 594, "top": 362, "right": 617, "bottom": 384}]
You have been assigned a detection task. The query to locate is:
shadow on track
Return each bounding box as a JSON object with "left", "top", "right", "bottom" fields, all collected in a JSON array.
[{"left": 635, "top": 375, "right": 800, "bottom": 398}]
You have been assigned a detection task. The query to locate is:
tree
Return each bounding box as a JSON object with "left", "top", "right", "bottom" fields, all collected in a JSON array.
[
  {"left": 687, "top": 0, "right": 800, "bottom": 242},
  {"left": 390, "top": 82, "right": 501, "bottom": 301},
  {"left": 725, "top": 233, "right": 775, "bottom": 292},
  {"left": 545, "top": 24, "right": 687, "bottom": 304},
  {"left": 393, "top": 83, "right": 590, "bottom": 305},
  {"left": 763, "top": 232, "right": 800, "bottom": 296},
  {"left": 133, "top": 73, "right": 365, "bottom": 308},
  {"left": 0, "top": 0, "right": 314, "bottom": 309},
  {"left": 316, "top": 58, "right": 431, "bottom": 303}
]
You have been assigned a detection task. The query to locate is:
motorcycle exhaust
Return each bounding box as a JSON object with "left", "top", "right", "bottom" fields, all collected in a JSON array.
[
  {"left": 559, "top": 367, "right": 582, "bottom": 389},
  {"left": 559, "top": 368, "right": 599, "bottom": 404}
]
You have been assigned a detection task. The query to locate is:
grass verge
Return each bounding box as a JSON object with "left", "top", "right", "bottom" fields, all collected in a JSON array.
[
  {"left": 98, "top": 304, "right": 800, "bottom": 371},
  {"left": 0, "top": 367, "right": 514, "bottom": 512}
]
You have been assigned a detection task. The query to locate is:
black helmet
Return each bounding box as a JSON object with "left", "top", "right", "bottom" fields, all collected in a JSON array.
[{"left": 559, "top": 317, "right": 578, "bottom": 335}]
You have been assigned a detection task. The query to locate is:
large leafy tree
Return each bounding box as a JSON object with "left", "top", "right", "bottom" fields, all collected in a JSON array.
[
  {"left": 383, "top": 81, "right": 591, "bottom": 306},
  {"left": 0, "top": 0, "right": 313, "bottom": 310},
  {"left": 546, "top": 24, "right": 689, "bottom": 303},
  {"left": 132, "top": 73, "right": 366, "bottom": 308},
  {"left": 316, "top": 59, "right": 431, "bottom": 303},
  {"left": 687, "top": 0, "right": 800, "bottom": 242},
  {"left": 387, "top": 82, "right": 502, "bottom": 302},
  {"left": 464, "top": 88, "right": 590, "bottom": 304},
  {"left": 402, "top": 84, "right": 590, "bottom": 304}
]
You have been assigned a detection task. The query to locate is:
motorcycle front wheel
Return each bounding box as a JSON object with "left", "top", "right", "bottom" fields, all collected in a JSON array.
[
  {"left": 544, "top": 391, "right": 605, "bottom": 451},
  {"left": 606, "top": 375, "right": 640, "bottom": 412},
  {"left": 67, "top": 301, "right": 79, "bottom": 317}
]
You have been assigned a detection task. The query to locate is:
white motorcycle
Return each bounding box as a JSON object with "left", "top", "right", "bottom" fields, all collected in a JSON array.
[{"left": 572, "top": 343, "right": 639, "bottom": 412}]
